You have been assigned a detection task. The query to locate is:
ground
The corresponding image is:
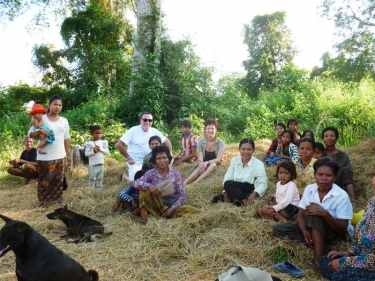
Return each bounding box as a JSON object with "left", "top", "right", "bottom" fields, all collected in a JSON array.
[{"left": 0, "top": 139, "right": 374, "bottom": 281}]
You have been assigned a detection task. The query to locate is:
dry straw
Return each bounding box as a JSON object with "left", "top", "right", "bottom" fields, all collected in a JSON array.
[{"left": 0, "top": 139, "right": 374, "bottom": 281}]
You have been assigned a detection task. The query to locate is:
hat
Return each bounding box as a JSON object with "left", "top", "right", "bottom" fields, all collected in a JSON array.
[{"left": 29, "top": 104, "right": 47, "bottom": 115}]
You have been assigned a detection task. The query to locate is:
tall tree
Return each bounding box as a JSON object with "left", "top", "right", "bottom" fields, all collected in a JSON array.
[
  {"left": 320, "top": 0, "right": 375, "bottom": 81},
  {"left": 242, "top": 11, "right": 296, "bottom": 98},
  {"left": 33, "top": 0, "right": 133, "bottom": 107}
]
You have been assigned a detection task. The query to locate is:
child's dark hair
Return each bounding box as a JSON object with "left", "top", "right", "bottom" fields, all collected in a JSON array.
[
  {"left": 142, "top": 162, "right": 154, "bottom": 171},
  {"left": 181, "top": 120, "right": 191, "bottom": 128},
  {"left": 287, "top": 118, "right": 298, "bottom": 127},
  {"left": 89, "top": 125, "right": 102, "bottom": 133},
  {"left": 239, "top": 138, "right": 255, "bottom": 150},
  {"left": 134, "top": 170, "right": 145, "bottom": 181},
  {"left": 315, "top": 142, "right": 325, "bottom": 152},
  {"left": 149, "top": 135, "right": 162, "bottom": 145},
  {"left": 301, "top": 130, "right": 315, "bottom": 141},
  {"left": 298, "top": 137, "right": 316, "bottom": 150},
  {"left": 282, "top": 130, "right": 294, "bottom": 141},
  {"left": 275, "top": 122, "right": 286, "bottom": 130},
  {"left": 276, "top": 161, "right": 297, "bottom": 180}
]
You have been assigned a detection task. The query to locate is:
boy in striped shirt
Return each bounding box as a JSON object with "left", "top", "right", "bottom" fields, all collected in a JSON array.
[{"left": 173, "top": 120, "right": 197, "bottom": 166}]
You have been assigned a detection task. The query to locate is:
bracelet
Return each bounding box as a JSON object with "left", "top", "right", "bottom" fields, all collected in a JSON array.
[{"left": 126, "top": 157, "right": 132, "bottom": 161}]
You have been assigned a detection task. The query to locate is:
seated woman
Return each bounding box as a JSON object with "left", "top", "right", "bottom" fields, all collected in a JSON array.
[
  {"left": 319, "top": 176, "right": 375, "bottom": 281},
  {"left": 184, "top": 119, "right": 225, "bottom": 184},
  {"left": 294, "top": 137, "right": 317, "bottom": 194},
  {"left": 213, "top": 138, "right": 267, "bottom": 206},
  {"left": 322, "top": 126, "right": 355, "bottom": 200},
  {"left": 273, "top": 157, "right": 353, "bottom": 272},
  {"left": 132, "top": 145, "right": 188, "bottom": 224}
]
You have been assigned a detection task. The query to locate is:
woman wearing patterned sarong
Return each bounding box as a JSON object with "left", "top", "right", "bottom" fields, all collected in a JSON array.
[
  {"left": 29, "top": 96, "right": 71, "bottom": 206},
  {"left": 133, "top": 145, "right": 196, "bottom": 224},
  {"left": 319, "top": 177, "right": 375, "bottom": 281}
]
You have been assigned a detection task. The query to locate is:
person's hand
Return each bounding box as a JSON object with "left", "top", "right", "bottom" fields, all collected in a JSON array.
[
  {"left": 127, "top": 158, "right": 135, "bottom": 165},
  {"left": 39, "top": 128, "right": 50, "bottom": 135},
  {"left": 198, "top": 162, "right": 208, "bottom": 174},
  {"left": 131, "top": 199, "right": 138, "bottom": 207},
  {"left": 268, "top": 195, "right": 276, "bottom": 204},
  {"left": 149, "top": 185, "right": 161, "bottom": 196},
  {"left": 305, "top": 202, "right": 327, "bottom": 217},
  {"left": 162, "top": 207, "right": 176, "bottom": 218},
  {"left": 174, "top": 159, "right": 182, "bottom": 166},
  {"left": 327, "top": 251, "right": 350, "bottom": 259},
  {"left": 328, "top": 259, "right": 340, "bottom": 272},
  {"left": 302, "top": 229, "right": 313, "bottom": 245},
  {"left": 66, "top": 156, "right": 72, "bottom": 168},
  {"left": 269, "top": 152, "right": 275, "bottom": 158}
]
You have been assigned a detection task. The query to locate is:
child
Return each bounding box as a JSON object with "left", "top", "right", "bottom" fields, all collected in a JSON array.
[
  {"left": 257, "top": 161, "right": 300, "bottom": 222},
  {"left": 276, "top": 130, "right": 300, "bottom": 164},
  {"left": 111, "top": 162, "right": 154, "bottom": 213},
  {"left": 287, "top": 118, "right": 301, "bottom": 145},
  {"left": 29, "top": 103, "right": 55, "bottom": 154},
  {"left": 143, "top": 136, "right": 162, "bottom": 164},
  {"left": 301, "top": 129, "right": 315, "bottom": 141},
  {"left": 84, "top": 125, "right": 109, "bottom": 189},
  {"left": 173, "top": 120, "right": 198, "bottom": 166},
  {"left": 313, "top": 142, "right": 325, "bottom": 159},
  {"left": 264, "top": 122, "right": 286, "bottom": 166}
]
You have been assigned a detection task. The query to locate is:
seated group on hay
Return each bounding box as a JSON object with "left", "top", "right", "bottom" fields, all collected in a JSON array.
[{"left": 114, "top": 115, "right": 369, "bottom": 280}]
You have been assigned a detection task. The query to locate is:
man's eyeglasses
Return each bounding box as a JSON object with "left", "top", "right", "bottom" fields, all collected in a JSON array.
[{"left": 143, "top": 119, "right": 153, "bottom": 122}]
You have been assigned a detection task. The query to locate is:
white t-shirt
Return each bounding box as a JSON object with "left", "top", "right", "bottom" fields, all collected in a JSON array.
[
  {"left": 119, "top": 125, "right": 166, "bottom": 163},
  {"left": 299, "top": 183, "right": 354, "bottom": 234},
  {"left": 29, "top": 115, "right": 70, "bottom": 161}
]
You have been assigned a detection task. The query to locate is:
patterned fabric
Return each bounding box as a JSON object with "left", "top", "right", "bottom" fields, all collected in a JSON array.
[
  {"left": 339, "top": 197, "right": 375, "bottom": 271},
  {"left": 119, "top": 185, "right": 139, "bottom": 202},
  {"left": 325, "top": 149, "right": 352, "bottom": 171},
  {"left": 133, "top": 168, "right": 186, "bottom": 210},
  {"left": 276, "top": 143, "right": 300, "bottom": 162},
  {"left": 263, "top": 137, "right": 279, "bottom": 161},
  {"left": 293, "top": 158, "right": 317, "bottom": 193},
  {"left": 37, "top": 158, "right": 65, "bottom": 203},
  {"left": 180, "top": 132, "right": 197, "bottom": 157},
  {"left": 320, "top": 255, "right": 375, "bottom": 281},
  {"left": 138, "top": 190, "right": 198, "bottom": 217}
]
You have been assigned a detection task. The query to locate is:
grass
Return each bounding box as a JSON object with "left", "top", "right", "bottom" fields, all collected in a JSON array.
[{"left": 0, "top": 138, "right": 374, "bottom": 280}]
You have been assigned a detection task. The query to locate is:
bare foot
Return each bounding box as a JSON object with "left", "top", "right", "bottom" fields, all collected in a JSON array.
[
  {"left": 308, "top": 261, "right": 320, "bottom": 273},
  {"left": 121, "top": 174, "right": 129, "bottom": 182}
]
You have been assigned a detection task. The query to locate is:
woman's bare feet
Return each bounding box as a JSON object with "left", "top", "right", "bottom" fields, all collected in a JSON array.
[
  {"left": 120, "top": 174, "right": 129, "bottom": 182},
  {"left": 308, "top": 261, "right": 320, "bottom": 273}
]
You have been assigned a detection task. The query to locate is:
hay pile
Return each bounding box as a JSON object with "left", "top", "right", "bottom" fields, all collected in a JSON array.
[{"left": 0, "top": 139, "right": 374, "bottom": 281}]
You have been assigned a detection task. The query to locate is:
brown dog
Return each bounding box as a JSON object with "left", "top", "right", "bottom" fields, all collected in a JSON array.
[{"left": 47, "top": 205, "right": 112, "bottom": 243}]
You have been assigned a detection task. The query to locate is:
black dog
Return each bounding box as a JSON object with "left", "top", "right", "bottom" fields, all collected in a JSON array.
[
  {"left": 0, "top": 214, "right": 98, "bottom": 281},
  {"left": 47, "top": 205, "right": 112, "bottom": 243}
]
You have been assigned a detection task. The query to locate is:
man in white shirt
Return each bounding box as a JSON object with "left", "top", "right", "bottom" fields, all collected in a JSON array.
[{"left": 116, "top": 112, "right": 172, "bottom": 181}]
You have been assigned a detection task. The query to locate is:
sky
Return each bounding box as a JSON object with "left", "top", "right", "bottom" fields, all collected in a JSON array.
[{"left": 0, "top": 0, "right": 336, "bottom": 86}]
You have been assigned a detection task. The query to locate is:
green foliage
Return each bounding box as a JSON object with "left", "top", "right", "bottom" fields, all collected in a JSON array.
[{"left": 243, "top": 11, "right": 297, "bottom": 97}]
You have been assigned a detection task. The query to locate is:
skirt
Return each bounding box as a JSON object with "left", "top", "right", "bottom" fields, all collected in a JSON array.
[{"left": 37, "top": 158, "right": 65, "bottom": 203}]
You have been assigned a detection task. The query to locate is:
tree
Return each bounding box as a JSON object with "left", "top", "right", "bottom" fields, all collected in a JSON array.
[
  {"left": 242, "top": 11, "right": 297, "bottom": 98},
  {"left": 32, "top": 0, "right": 133, "bottom": 107},
  {"left": 320, "top": 0, "right": 375, "bottom": 81}
]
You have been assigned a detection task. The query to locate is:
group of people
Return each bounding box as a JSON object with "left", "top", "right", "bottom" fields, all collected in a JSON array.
[{"left": 6, "top": 102, "right": 375, "bottom": 280}]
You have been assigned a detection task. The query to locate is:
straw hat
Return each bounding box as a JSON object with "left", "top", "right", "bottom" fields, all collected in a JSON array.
[{"left": 29, "top": 104, "right": 47, "bottom": 115}]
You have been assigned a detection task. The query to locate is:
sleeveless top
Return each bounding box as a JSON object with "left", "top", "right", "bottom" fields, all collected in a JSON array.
[{"left": 204, "top": 150, "right": 216, "bottom": 162}]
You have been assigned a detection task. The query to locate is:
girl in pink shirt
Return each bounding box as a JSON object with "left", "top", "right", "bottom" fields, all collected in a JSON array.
[{"left": 257, "top": 161, "right": 300, "bottom": 222}]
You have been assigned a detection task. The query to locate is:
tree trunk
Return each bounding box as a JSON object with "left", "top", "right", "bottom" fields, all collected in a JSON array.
[{"left": 129, "top": 0, "right": 162, "bottom": 96}]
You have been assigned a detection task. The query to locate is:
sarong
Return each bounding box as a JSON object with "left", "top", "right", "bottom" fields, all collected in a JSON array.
[{"left": 37, "top": 158, "right": 65, "bottom": 203}]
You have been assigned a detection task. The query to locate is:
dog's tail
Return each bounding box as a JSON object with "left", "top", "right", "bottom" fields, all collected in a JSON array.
[
  {"left": 89, "top": 232, "right": 113, "bottom": 242},
  {"left": 88, "top": 270, "right": 99, "bottom": 281}
]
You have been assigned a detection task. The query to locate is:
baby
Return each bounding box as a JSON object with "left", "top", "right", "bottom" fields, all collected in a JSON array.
[{"left": 29, "top": 103, "right": 55, "bottom": 154}]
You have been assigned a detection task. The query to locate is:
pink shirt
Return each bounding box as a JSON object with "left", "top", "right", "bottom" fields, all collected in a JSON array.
[{"left": 273, "top": 181, "right": 300, "bottom": 212}]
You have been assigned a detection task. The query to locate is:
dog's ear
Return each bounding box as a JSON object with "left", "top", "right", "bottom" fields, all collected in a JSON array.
[
  {"left": 0, "top": 214, "right": 12, "bottom": 223},
  {"left": 16, "top": 222, "right": 30, "bottom": 233}
]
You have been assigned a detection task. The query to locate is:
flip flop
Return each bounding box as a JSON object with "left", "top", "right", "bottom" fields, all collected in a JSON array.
[{"left": 271, "top": 261, "right": 303, "bottom": 278}]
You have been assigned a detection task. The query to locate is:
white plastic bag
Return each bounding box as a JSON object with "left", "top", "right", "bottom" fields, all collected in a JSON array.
[
  {"left": 217, "top": 266, "right": 273, "bottom": 281},
  {"left": 157, "top": 178, "right": 175, "bottom": 197}
]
